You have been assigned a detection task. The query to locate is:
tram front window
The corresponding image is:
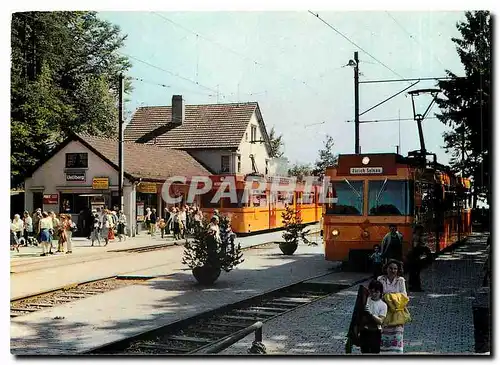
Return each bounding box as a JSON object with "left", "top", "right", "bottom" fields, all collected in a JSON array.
[
  {"left": 368, "top": 180, "right": 410, "bottom": 216},
  {"left": 327, "top": 180, "right": 364, "bottom": 215}
]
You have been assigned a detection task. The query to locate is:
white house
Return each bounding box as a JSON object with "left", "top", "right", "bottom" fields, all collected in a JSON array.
[{"left": 124, "top": 96, "right": 273, "bottom": 177}]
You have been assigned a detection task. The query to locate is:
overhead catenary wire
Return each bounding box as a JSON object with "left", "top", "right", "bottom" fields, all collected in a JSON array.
[{"left": 308, "top": 10, "right": 413, "bottom": 85}]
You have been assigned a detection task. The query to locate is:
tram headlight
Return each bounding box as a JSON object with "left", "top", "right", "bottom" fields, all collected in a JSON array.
[{"left": 332, "top": 229, "right": 339, "bottom": 237}]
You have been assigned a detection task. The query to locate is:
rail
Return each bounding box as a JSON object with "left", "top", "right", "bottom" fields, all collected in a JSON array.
[{"left": 193, "top": 321, "right": 263, "bottom": 354}]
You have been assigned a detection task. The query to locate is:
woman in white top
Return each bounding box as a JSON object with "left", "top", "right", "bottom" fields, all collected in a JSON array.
[{"left": 377, "top": 259, "right": 407, "bottom": 353}]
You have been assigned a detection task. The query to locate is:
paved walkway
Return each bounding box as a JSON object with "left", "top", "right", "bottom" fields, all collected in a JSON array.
[
  {"left": 221, "top": 233, "right": 490, "bottom": 355},
  {"left": 11, "top": 225, "right": 321, "bottom": 299},
  {"left": 10, "top": 243, "right": 344, "bottom": 355}
]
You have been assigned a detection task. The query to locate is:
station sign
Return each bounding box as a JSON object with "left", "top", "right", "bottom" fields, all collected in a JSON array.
[
  {"left": 92, "top": 177, "right": 109, "bottom": 190},
  {"left": 43, "top": 194, "right": 59, "bottom": 205},
  {"left": 137, "top": 182, "right": 157, "bottom": 194},
  {"left": 349, "top": 167, "right": 383, "bottom": 175},
  {"left": 66, "top": 171, "right": 86, "bottom": 182}
]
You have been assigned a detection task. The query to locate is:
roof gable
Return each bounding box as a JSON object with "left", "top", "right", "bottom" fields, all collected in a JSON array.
[
  {"left": 27, "top": 133, "right": 211, "bottom": 182},
  {"left": 124, "top": 102, "right": 259, "bottom": 149}
]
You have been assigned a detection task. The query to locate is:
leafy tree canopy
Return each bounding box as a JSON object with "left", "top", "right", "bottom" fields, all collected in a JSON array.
[
  {"left": 11, "top": 11, "right": 132, "bottom": 188},
  {"left": 436, "top": 11, "right": 491, "bottom": 206}
]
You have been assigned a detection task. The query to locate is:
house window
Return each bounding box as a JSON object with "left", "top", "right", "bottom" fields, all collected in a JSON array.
[
  {"left": 237, "top": 155, "right": 241, "bottom": 173},
  {"left": 265, "top": 160, "right": 269, "bottom": 175},
  {"left": 251, "top": 125, "right": 257, "bottom": 142},
  {"left": 221, "top": 156, "right": 230, "bottom": 173},
  {"left": 65, "top": 153, "right": 88, "bottom": 169}
]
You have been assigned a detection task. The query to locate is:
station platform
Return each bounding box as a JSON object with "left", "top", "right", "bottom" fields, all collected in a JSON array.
[
  {"left": 221, "top": 232, "right": 490, "bottom": 355},
  {"left": 10, "top": 241, "right": 341, "bottom": 355}
]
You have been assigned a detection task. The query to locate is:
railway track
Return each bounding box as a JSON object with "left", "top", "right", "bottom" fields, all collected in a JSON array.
[
  {"left": 10, "top": 276, "right": 154, "bottom": 318},
  {"left": 86, "top": 280, "right": 345, "bottom": 355}
]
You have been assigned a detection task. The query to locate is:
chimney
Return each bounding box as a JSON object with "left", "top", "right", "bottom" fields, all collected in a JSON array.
[{"left": 172, "top": 95, "right": 185, "bottom": 125}]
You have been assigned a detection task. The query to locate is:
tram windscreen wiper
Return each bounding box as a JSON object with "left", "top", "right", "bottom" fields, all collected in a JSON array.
[
  {"left": 343, "top": 178, "right": 362, "bottom": 199},
  {"left": 375, "top": 178, "right": 388, "bottom": 205}
]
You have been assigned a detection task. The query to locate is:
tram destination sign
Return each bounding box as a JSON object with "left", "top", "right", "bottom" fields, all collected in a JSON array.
[{"left": 350, "top": 167, "right": 383, "bottom": 175}]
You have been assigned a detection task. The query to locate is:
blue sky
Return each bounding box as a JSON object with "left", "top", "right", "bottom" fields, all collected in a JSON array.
[{"left": 98, "top": 11, "right": 466, "bottom": 166}]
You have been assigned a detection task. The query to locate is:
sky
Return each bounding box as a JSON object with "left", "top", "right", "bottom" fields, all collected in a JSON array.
[{"left": 98, "top": 10, "right": 467, "bottom": 167}]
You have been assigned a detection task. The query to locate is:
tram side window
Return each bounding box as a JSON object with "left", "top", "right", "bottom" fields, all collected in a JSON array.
[
  {"left": 276, "top": 192, "right": 293, "bottom": 208},
  {"left": 302, "top": 192, "right": 315, "bottom": 205},
  {"left": 327, "top": 180, "right": 364, "bottom": 215},
  {"left": 368, "top": 180, "right": 409, "bottom": 216}
]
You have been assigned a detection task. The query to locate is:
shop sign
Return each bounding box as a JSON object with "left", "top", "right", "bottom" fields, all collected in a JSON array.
[
  {"left": 136, "top": 202, "right": 145, "bottom": 222},
  {"left": 43, "top": 194, "right": 59, "bottom": 205},
  {"left": 349, "top": 167, "right": 383, "bottom": 175},
  {"left": 137, "top": 182, "right": 157, "bottom": 194},
  {"left": 92, "top": 177, "right": 109, "bottom": 190},
  {"left": 66, "top": 171, "right": 86, "bottom": 182}
]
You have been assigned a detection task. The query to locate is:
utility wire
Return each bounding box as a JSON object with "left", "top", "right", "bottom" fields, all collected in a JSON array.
[
  {"left": 385, "top": 11, "right": 447, "bottom": 70},
  {"left": 15, "top": 12, "right": 226, "bottom": 100},
  {"left": 308, "top": 10, "right": 412, "bottom": 84},
  {"left": 120, "top": 52, "right": 222, "bottom": 95}
]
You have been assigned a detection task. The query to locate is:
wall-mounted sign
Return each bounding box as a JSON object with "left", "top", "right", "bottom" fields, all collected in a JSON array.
[
  {"left": 137, "top": 182, "right": 157, "bottom": 194},
  {"left": 66, "top": 172, "right": 86, "bottom": 182},
  {"left": 92, "top": 177, "right": 109, "bottom": 190},
  {"left": 350, "top": 167, "right": 383, "bottom": 175},
  {"left": 43, "top": 194, "right": 59, "bottom": 205}
]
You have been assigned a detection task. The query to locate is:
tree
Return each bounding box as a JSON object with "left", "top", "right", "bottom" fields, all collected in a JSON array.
[
  {"left": 268, "top": 127, "right": 285, "bottom": 158},
  {"left": 10, "top": 11, "right": 132, "bottom": 187},
  {"left": 287, "top": 163, "right": 312, "bottom": 181},
  {"left": 313, "top": 134, "right": 338, "bottom": 176},
  {"left": 435, "top": 11, "right": 491, "bottom": 206}
]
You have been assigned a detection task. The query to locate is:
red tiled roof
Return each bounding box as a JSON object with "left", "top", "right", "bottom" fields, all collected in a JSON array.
[
  {"left": 124, "top": 102, "right": 259, "bottom": 149},
  {"left": 77, "top": 134, "right": 210, "bottom": 181}
]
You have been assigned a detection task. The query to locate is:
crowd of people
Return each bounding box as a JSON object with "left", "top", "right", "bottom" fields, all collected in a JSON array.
[
  {"left": 10, "top": 204, "right": 215, "bottom": 255},
  {"left": 143, "top": 205, "right": 205, "bottom": 241},
  {"left": 10, "top": 209, "right": 77, "bottom": 255}
]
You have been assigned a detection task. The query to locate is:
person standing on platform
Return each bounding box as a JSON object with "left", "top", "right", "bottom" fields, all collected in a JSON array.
[
  {"left": 100, "top": 209, "right": 112, "bottom": 246},
  {"left": 49, "top": 212, "right": 59, "bottom": 255},
  {"left": 381, "top": 224, "right": 404, "bottom": 263},
  {"left": 149, "top": 208, "right": 157, "bottom": 237},
  {"left": 369, "top": 244, "right": 383, "bottom": 279},
  {"left": 39, "top": 212, "right": 54, "bottom": 256},
  {"left": 22, "top": 211, "right": 33, "bottom": 246},
  {"left": 407, "top": 224, "right": 432, "bottom": 292},
  {"left": 91, "top": 210, "right": 101, "bottom": 246},
  {"left": 117, "top": 210, "right": 127, "bottom": 242},
  {"left": 145, "top": 207, "right": 152, "bottom": 234}
]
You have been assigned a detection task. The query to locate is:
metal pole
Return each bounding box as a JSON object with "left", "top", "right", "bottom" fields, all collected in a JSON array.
[
  {"left": 354, "top": 51, "right": 360, "bottom": 154},
  {"left": 118, "top": 73, "right": 124, "bottom": 213}
]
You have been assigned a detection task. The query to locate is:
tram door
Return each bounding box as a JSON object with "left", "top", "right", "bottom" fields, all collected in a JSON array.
[{"left": 269, "top": 191, "right": 277, "bottom": 229}]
